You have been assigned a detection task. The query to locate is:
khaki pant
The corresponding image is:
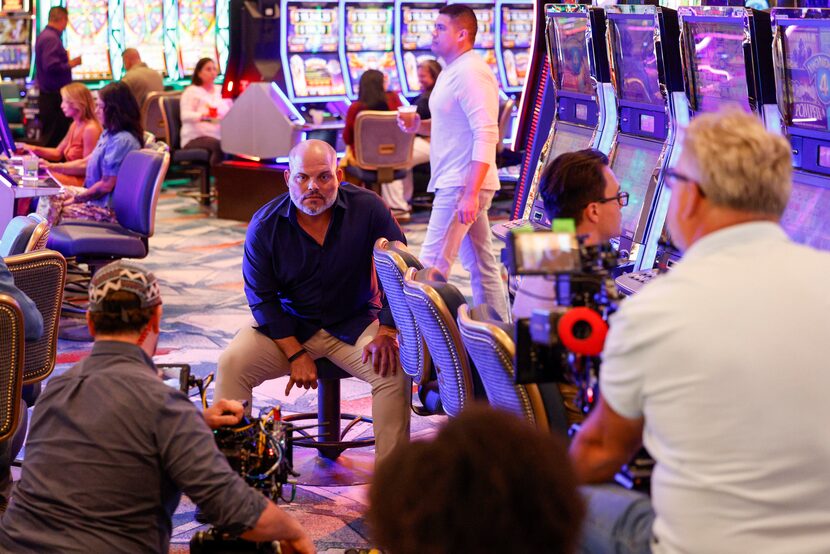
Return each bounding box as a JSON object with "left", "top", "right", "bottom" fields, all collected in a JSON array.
[{"left": 215, "top": 320, "right": 411, "bottom": 466}]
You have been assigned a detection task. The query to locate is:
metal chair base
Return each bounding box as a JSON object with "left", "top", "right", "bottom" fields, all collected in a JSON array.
[{"left": 289, "top": 448, "right": 375, "bottom": 486}]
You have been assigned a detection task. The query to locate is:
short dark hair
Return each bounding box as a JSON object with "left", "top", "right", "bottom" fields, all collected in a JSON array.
[
  {"left": 192, "top": 58, "right": 215, "bottom": 86},
  {"left": 540, "top": 149, "right": 609, "bottom": 225},
  {"left": 98, "top": 81, "right": 144, "bottom": 146},
  {"left": 48, "top": 6, "right": 68, "bottom": 23},
  {"left": 368, "top": 405, "right": 585, "bottom": 554},
  {"left": 439, "top": 4, "right": 478, "bottom": 44},
  {"left": 89, "top": 291, "right": 155, "bottom": 335}
]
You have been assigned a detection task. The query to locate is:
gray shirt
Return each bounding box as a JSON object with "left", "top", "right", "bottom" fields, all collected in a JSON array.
[
  {"left": 0, "top": 341, "right": 267, "bottom": 553},
  {"left": 122, "top": 62, "right": 164, "bottom": 109}
]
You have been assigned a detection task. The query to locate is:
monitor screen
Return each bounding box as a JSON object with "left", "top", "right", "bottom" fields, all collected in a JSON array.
[
  {"left": 288, "top": 52, "right": 346, "bottom": 99},
  {"left": 501, "top": 6, "right": 532, "bottom": 89},
  {"left": 685, "top": 20, "right": 751, "bottom": 113},
  {"left": 401, "top": 51, "right": 438, "bottom": 94},
  {"left": 345, "top": 6, "right": 394, "bottom": 52},
  {"left": 0, "top": 0, "right": 27, "bottom": 11},
  {"left": 0, "top": 44, "right": 29, "bottom": 72},
  {"left": 612, "top": 138, "right": 662, "bottom": 235},
  {"left": 401, "top": 6, "right": 439, "bottom": 51},
  {"left": 347, "top": 51, "right": 400, "bottom": 95},
  {"left": 286, "top": 4, "right": 339, "bottom": 53},
  {"left": 612, "top": 16, "right": 663, "bottom": 106},
  {"left": 0, "top": 17, "right": 30, "bottom": 43},
  {"left": 779, "top": 22, "right": 830, "bottom": 133},
  {"left": 550, "top": 16, "right": 594, "bottom": 96},
  {"left": 0, "top": 86, "right": 17, "bottom": 156},
  {"left": 780, "top": 180, "right": 830, "bottom": 251},
  {"left": 471, "top": 7, "right": 496, "bottom": 50},
  {"left": 124, "top": 1, "right": 167, "bottom": 75},
  {"left": 178, "top": 0, "right": 218, "bottom": 76},
  {"left": 65, "top": 0, "right": 112, "bottom": 80}
]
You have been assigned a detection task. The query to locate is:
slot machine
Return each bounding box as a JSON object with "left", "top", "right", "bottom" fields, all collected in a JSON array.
[
  {"left": 496, "top": 0, "right": 533, "bottom": 98},
  {"left": 492, "top": 2, "right": 617, "bottom": 241},
  {"left": 60, "top": 0, "right": 114, "bottom": 84},
  {"left": 120, "top": 0, "right": 172, "bottom": 78},
  {"left": 341, "top": 0, "right": 402, "bottom": 99},
  {"left": 771, "top": 4, "right": 830, "bottom": 251},
  {"left": 395, "top": 0, "right": 442, "bottom": 98},
  {"left": 176, "top": 0, "right": 229, "bottom": 81},
  {"left": 0, "top": 0, "right": 33, "bottom": 81},
  {"left": 603, "top": 2, "right": 685, "bottom": 268}
]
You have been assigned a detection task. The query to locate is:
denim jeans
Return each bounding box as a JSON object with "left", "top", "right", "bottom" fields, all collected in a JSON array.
[
  {"left": 419, "top": 186, "right": 510, "bottom": 322},
  {"left": 579, "top": 484, "right": 655, "bottom": 554}
]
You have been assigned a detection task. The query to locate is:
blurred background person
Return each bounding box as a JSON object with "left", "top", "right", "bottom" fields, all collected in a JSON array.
[
  {"left": 121, "top": 48, "right": 164, "bottom": 111},
  {"left": 180, "top": 57, "right": 231, "bottom": 166},
  {"left": 404, "top": 59, "right": 442, "bottom": 204}
]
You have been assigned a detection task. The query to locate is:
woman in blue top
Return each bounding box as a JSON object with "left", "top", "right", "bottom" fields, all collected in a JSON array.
[{"left": 39, "top": 81, "right": 143, "bottom": 224}]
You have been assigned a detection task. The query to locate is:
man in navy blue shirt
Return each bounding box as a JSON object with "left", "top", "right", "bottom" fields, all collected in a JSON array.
[
  {"left": 34, "top": 6, "right": 82, "bottom": 147},
  {"left": 216, "top": 140, "right": 411, "bottom": 465}
]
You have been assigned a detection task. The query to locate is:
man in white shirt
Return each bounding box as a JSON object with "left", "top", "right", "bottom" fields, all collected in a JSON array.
[
  {"left": 398, "top": 4, "right": 510, "bottom": 321},
  {"left": 570, "top": 110, "right": 830, "bottom": 553}
]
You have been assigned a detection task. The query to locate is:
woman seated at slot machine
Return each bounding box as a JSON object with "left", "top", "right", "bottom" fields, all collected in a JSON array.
[
  {"left": 37, "top": 81, "right": 143, "bottom": 225},
  {"left": 19, "top": 83, "right": 102, "bottom": 188},
  {"left": 180, "top": 57, "right": 232, "bottom": 166}
]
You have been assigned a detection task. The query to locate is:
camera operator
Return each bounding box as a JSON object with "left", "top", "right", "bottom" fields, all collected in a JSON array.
[
  {"left": 512, "top": 149, "right": 625, "bottom": 319},
  {"left": 570, "top": 110, "right": 830, "bottom": 553},
  {"left": 0, "top": 261, "right": 314, "bottom": 554}
]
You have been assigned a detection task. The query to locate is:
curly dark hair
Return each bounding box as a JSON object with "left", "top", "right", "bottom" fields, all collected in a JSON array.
[
  {"left": 88, "top": 291, "right": 156, "bottom": 335},
  {"left": 98, "top": 81, "right": 144, "bottom": 146},
  {"left": 368, "top": 405, "right": 585, "bottom": 554},
  {"left": 357, "top": 69, "right": 391, "bottom": 111},
  {"left": 540, "top": 148, "right": 609, "bottom": 225}
]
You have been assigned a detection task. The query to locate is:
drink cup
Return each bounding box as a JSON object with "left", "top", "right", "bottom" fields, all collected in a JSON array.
[
  {"left": 207, "top": 105, "right": 219, "bottom": 119},
  {"left": 22, "top": 155, "right": 39, "bottom": 181},
  {"left": 397, "top": 105, "right": 418, "bottom": 130}
]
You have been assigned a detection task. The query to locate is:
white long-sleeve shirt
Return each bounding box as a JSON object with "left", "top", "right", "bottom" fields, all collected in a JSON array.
[
  {"left": 179, "top": 84, "right": 231, "bottom": 147},
  {"left": 427, "top": 49, "right": 500, "bottom": 192}
]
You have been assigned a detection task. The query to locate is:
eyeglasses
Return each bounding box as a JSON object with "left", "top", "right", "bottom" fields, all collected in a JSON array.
[
  {"left": 595, "top": 191, "right": 629, "bottom": 208},
  {"left": 664, "top": 169, "right": 706, "bottom": 197}
]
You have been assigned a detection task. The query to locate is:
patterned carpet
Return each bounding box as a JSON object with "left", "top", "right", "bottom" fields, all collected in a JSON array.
[{"left": 18, "top": 183, "right": 512, "bottom": 552}]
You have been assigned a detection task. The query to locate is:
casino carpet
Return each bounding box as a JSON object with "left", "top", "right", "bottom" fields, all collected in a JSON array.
[{"left": 19, "top": 184, "right": 512, "bottom": 553}]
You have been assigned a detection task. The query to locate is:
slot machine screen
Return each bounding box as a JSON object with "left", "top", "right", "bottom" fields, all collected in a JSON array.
[
  {"left": 178, "top": 0, "right": 218, "bottom": 77},
  {"left": 287, "top": 52, "right": 346, "bottom": 99},
  {"left": 685, "top": 20, "right": 751, "bottom": 113},
  {"left": 346, "top": 51, "right": 400, "bottom": 94},
  {"left": 0, "top": 44, "right": 29, "bottom": 72},
  {"left": 612, "top": 16, "right": 663, "bottom": 106},
  {"left": 500, "top": 5, "right": 532, "bottom": 89},
  {"left": 65, "top": 0, "right": 112, "bottom": 80},
  {"left": 0, "top": 0, "right": 27, "bottom": 10},
  {"left": 287, "top": 4, "right": 339, "bottom": 53},
  {"left": 779, "top": 22, "right": 830, "bottom": 133},
  {"left": 550, "top": 16, "right": 594, "bottom": 96},
  {"left": 0, "top": 18, "right": 29, "bottom": 43},
  {"left": 124, "top": 1, "right": 167, "bottom": 74},
  {"left": 472, "top": 7, "right": 496, "bottom": 49},
  {"left": 611, "top": 138, "right": 662, "bottom": 236},
  {"left": 780, "top": 181, "right": 830, "bottom": 250},
  {"left": 401, "top": 6, "right": 438, "bottom": 50},
  {"left": 346, "top": 6, "right": 394, "bottom": 52}
]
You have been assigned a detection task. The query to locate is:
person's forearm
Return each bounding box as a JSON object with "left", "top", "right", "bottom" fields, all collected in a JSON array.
[
  {"left": 464, "top": 160, "right": 489, "bottom": 197},
  {"left": 569, "top": 433, "right": 629, "bottom": 484},
  {"left": 76, "top": 176, "right": 116, "bottom": 201},
  {"left": 51, "top": 157, "right": 88, "bottom": 175},
  {"left": 274, "top": 336, "right": 304, "bottom": 358},
  {"left": 36, "top": 146, "right": 63, "bottom": 162},
  {"left": 418, "top": 118, "right": 431, "bottom": 136},
  {"left": 241, "top": 502, "right": 307, "bottom": 543}
]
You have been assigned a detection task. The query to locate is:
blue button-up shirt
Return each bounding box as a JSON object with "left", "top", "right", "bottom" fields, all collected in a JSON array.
[
  {"left": 244, "top": 184, "right": 406, "bottom": 345},
  {"left": 84, "top": 130, "right": 142, "bottom": 207},
  {"left": 34, "top": 25, "right": 72, "bottom": 93}
]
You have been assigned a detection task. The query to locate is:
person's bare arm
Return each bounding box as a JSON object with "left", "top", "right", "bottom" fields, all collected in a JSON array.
[
  {"left": 274, "top": 336, "right": 318, "bottom": 395},
  {"left": 569, "top": 396, "right": 644, "bottom": 484},
  {"left": 65, "top": 175, "right": 117, "bottom": 205},
  {"left": 46, "top": 155, "right": 89, "bottom": 175},
  {"left": 240, "top": 502, "right": 314, "bottom": 553},
  {"left": 82, "top": 123, "right": 102, "bottom": 157}
]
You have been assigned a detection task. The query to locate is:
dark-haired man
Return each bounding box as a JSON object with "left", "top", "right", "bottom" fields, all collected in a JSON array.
[
  {"left": 398, "top": 4, "right": 510, "bottom": 322},
  {"left": 512, "top": 149, "right": 625, "bottom": 319},
  {"left": 35, "top": 6, "right": 82, "bottom": 147},
  {"left": 0, "top": 261, "right": 314, "bottom": 554}
]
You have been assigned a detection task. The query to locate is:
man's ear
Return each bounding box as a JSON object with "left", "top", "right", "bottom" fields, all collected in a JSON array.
[
  {"left": 336, "top": 167, "right": 344, "bottom": 184},
  {"left": 150, "top": 305, "right": 163, "bottom": 334},
  {"left": 582, "top": 202, "right": 600, "bottom": 225},
  {"left": 682, "top": 183, "right": 706, "bottom": 220},
  {"left": 86, "top": 311, "right": 96, "bottom": 337},
  {"left": 284, "top": 170, "right": 291, "bottom": 185}
]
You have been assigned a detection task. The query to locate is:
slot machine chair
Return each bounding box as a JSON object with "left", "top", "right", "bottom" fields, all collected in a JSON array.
[
  {"left": 0, "top": 216, "right": 38, "bottom": 257},
  {"left": 457, "top": 304, "right": 571, "bottom": 434},
  {"left": 4, "top": 249, "right": 67, "bottom": 405},
  {"left": 159, "top": 95, "right": 213, "bottom": 206},
  {"left": 372, "top": 238, "right": 442, "bottom": 415},
  {"left": 402, "top": 267, "right": 485, "bottom": 417},
  {"left": 0, "top": 292, "right": 27, "bottom": 496},
  {"left": 344, "top": 111, "right": 414, "bottom": 197},
  {"left": 142, "top": 91, "right": 177, "bottom": 144}
]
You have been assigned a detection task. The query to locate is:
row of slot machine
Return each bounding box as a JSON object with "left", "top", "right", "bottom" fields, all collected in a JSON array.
[
  {"left": 499, "top": 0, "right": 830, "bottom": 292},
  {"left": 0, "top": 0, "right": 230, "bottom": 85}
]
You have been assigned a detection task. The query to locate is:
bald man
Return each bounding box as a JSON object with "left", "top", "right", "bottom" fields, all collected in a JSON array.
[
  {"left": 215, "top": 140, "right": 411, "bottom": 465},
  {"left": 121, "top": 48, "right": 164, "bottom": 110}
]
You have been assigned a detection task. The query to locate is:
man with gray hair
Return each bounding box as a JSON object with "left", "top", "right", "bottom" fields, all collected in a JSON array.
[
  {"left": 215, "top": 140, "right": 411, "bottom": 466},
  {"left": 121, "top": 48, "right": 164, "bottom": 110},
  {"left": 570, "top": 110, "right": 830, "bottom": 553}
]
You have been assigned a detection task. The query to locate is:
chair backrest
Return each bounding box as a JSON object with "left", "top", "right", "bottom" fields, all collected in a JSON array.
[
  {"left": 373, "top": 238, "right": 429, "bottom": 384},
  {"left": 142, "top": 91, "right": 173, "bottom": 143},
  {"left": 159, "top": 94, "right": 183, "bottom": 151},
  {"left": 111, "top": 149, "right": 170, "bottom": 237},
  {"left": 0, "top": 215, "right": 37, "bottom": 257},
  {"left": 0, "top": 293, "right": 25, "bottom": 442},
  {"left": 24, "top": 214, "right": 50, "bottom": 252},
  {"left": 458, "top": 304, "right": 550, "bottom": 432},
  {"left": 4, "top": 250, "right": 66, "bottom": 385},
  {"left": 353, "top": 111, "right": 415, "bottom": 171},
  {"left": 402, "top": 267, "right": 474, "bottom": 417},
  {"left": 497, "top": 98, "right": 515, "bottom": 153}
]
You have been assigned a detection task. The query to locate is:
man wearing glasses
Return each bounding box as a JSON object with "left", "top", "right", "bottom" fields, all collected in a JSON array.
[
  {"left": 512, "top": 148, "right": 628, "bottom": 319},
  {"left": 570, "top": 110, "right": 830, "bottom": 553}
]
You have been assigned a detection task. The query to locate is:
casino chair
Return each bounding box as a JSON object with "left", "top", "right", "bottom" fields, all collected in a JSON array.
[
  {"left": 372, "top": 238, "right": 442, "bottom": 414},
  {"left": 0, "top": 215, "right": 37, "bottom": 257},
  {"left": 24, "top": 214, "right": 50, "bottom": 253},
  {"left": 4, "top": 249, "right": 67, "bottom": 405},
  {"left": 344, "top": 111, "right": 414, "bottom": 195},
  {"left": 457, "top": 304, "right": 570, "bottom": 434},
  {"left": 0, "top": 293, "right": 26, "bottom": 478},
  {"left": 402, "top": 267, "right": 485, "bottom": 417},
  {"left": 142, "top": 91, "right": 176, "bottom": 144},
  {"left": 159, "top": 94, "right": 213, "bottom": 205}
]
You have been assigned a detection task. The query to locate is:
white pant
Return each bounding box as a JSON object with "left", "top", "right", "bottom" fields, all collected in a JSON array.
[
  {"left": 419, "top": 186, "right": 510, "bottom": 322},
  {"left": 382, "top": 136, "right": 431, "bottom": 212},
  {"left": 215, "top": 320, "right": 411, "bottom": 465}
]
